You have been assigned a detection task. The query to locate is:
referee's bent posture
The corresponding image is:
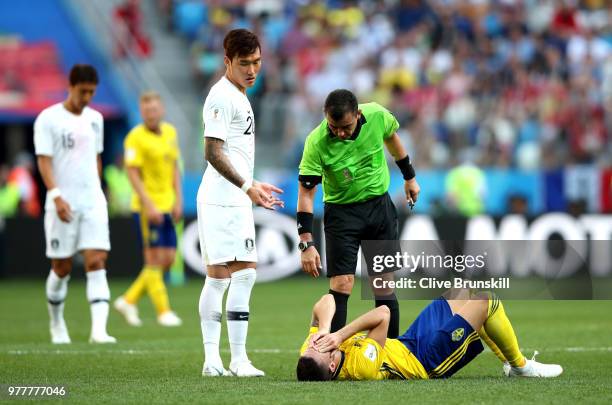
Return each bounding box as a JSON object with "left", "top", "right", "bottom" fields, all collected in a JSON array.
[{"left": 297, "top": 89, "right": 420, "bottom": 338}]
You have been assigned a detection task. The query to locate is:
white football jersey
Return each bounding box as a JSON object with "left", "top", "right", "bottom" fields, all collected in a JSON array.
[
  {"left": 198, "top": 76, "right": 255, "bottom": 207},
  {"left": 34, "top": 103, "right": 106, "bottom": 211}
]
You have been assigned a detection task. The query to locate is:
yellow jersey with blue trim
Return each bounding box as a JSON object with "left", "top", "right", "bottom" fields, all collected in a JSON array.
[
  {"left": 300, "top": 327, "right": 429, "bottom": 380},
  {"left": 124, "top": 122, "right": 180, "bottom": 212}
]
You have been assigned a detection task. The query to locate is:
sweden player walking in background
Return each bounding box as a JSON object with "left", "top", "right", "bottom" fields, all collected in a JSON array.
[
  {"left": 114, "top": 91, "right": 183, "bottom": 328},
  {"left": 297, "top": 89, "right": 421, "bottom": 339},
  {"left": 34, "top": 64, "right": 116, "bottom": 344},
  {"left": 197, "top": 29, "right": 283, "bottom": 377}
]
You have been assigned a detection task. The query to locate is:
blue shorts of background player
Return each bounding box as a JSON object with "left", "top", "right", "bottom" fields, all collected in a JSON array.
[{"left": 133, "top": 213, "right": 177, "bottom": 248}]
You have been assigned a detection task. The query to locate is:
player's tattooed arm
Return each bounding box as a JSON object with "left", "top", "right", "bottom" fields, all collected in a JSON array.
[{"left": 205, "top": 138, "right": 244, "bottom": 188}]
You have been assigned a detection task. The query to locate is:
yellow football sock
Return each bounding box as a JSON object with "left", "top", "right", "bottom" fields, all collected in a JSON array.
[
  {"left": 124, "top": 268, "right": 148, "bottom": 304},
  {"left": 144, "top": 266, "right": 171, "bottom": 315},
  {"left": 478, "top": 327, "right": 507, "bottom": 363},
  {"left": 483, "top": 293, "right": 526, "bottom": 368}
]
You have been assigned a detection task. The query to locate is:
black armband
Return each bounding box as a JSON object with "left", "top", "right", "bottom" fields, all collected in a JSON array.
[
  {"left": 395, "top": 156, "right": 416, "bottom": 180},
  {"left": 298, "top": 174, "right": 322, "bottom": 189},
  {"left": 296, "top": 211, "right": 314, "bottom": 235}
]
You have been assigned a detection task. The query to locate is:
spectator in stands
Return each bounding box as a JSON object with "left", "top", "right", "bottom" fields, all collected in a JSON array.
[
  {"left": 0, "top": 164, "right": 20, "bottom": 218},
  {"left": 7, "top": 152, "right": 40, "bottom": 217},
  {"left": 113, "top": 0, "right": 151, "bottom": 58}
]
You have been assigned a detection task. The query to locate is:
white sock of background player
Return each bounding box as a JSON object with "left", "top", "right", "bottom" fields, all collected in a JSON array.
[
  {"left": 46, "top": 269, "right": 69, "bottom": 326},
  {"left": 86, "top": 269, "right": 111, "bottom": 337}
]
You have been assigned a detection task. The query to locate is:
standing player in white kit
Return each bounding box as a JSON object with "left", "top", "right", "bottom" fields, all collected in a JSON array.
[
  {"left": 34, "top": 64, "right": 116, "bottom": 344},
  {"left": 197, "top": 29, "right": 283, "bottom": 377}
]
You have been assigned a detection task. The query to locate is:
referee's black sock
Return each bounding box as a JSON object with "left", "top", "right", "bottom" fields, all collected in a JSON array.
[
  {"left": 375, "top": 293, "right": 399, "bottom": 338},
  {"left": 329, "top": 289, "right": 350, "bottom": 333}
]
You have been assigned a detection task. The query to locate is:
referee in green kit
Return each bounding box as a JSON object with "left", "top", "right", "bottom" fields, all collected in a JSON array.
[{"left": 296, "top": 89, "right": 420, "bottom": 338}]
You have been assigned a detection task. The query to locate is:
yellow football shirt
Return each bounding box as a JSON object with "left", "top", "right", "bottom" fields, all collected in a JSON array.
[
  {"left": 124, "top": 122, "right": 180, "bottom": 212},
  {"left": 300, "top": 327, "right": 429, "bottom": 380}
]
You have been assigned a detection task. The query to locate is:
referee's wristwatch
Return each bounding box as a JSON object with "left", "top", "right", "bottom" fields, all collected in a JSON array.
[{"left": 298, "top": 241, "right": 315, "bottom": 252}]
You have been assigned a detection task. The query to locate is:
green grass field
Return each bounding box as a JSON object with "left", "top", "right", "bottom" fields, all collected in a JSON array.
[{"left": 1, "top": 276, "right": 611, "bottom": 404}]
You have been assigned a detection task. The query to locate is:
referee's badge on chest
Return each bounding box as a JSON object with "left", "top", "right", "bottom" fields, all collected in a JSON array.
[{"left": 342, "top": 168, "right": 353, "bottom": 181}]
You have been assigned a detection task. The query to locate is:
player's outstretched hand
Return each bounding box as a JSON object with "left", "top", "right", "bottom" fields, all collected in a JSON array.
[
  {"left": 301, "top": 246, "right": 322, "bottom": 278},
  {"left": 247, "top": 182, "right": 284, "bottom": 210},
  {"left": 145, "top": 203, "right": 164, "bottom": 225},
  {"left": 315, "top": 332, "right": 342, "bottom": 353},
  {"left": 54, "top": 196, "right": 73, "bottom": 223},
  {"left": 404, "top": 178, "right": 420, "bottom": 209}
]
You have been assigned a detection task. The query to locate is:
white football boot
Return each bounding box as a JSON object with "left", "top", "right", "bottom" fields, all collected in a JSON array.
[
  {"left": 202, "top": 363, "right": 230, "bottom": 377},
  {"left": 157, "top": 311, "right": 182, "bottom": 327},
  {"left": 114, "top": 296, "right": 143, "bottom": 327},
  {"left": 229, "top": 361, "right": 265, "bottom": 377},
  {"left": 50, "top": 320, "right": 71, "bottom": 344},
  {"left": 89, "top": 333, "right": 117, "bottom": 344},
  {"left": 503, "top": 351, "right": 563, "bottom": 378}
]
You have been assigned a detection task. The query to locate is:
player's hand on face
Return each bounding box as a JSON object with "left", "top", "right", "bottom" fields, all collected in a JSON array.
[
  {"left": 309, "top": 332, "right": 328, "bottom": 348},
  {"left": 311, "top": 332, "right": 326, "bottom": 342},
  {"left": 145, "top": 202, "right": 164, "bottom": 225},
  {"left": 247, "top": 183, "right": 284, "bottom": 210},
  {"left": 404, "top": 178, "right": 420, "bottom": 208},
  {"left": 301, "top": 246, "right": 322, "bottom": 278},
  {"left": 54, "top": 197, "right": 73, "bottom": 223},
  {"left": 315, "top": 332, "right": 342, "bottom": 353}
]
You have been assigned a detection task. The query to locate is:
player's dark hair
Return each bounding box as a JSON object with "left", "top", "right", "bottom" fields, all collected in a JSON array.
[
  {"left": 223, "top": 29, "right": 261, "bottom": 60},
  {"left": 296, "top": 356, "right": 332, "bottom": 381},
  {"left": 324, "top": 89, "right": 358, "bottom": 122},
  {"left": 69, "top": 64, "right": 99, "bottom": 86}
]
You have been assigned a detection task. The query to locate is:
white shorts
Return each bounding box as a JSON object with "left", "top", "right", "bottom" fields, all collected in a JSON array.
[
  {"left": 44, "top": 204, "right": 110, "bottom": 258},
  {"left": 197, "top": 203, "right": 257, "bottom": 266}
]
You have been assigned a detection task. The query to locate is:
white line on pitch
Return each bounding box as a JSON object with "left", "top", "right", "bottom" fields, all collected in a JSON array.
[{"left": 6, "top": 347, "right": 612, "bottom": 356}]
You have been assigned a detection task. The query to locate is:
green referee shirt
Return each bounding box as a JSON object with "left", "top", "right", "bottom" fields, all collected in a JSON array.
[{"left": 299, "top": 102, "right": 399, "bottom": 204}]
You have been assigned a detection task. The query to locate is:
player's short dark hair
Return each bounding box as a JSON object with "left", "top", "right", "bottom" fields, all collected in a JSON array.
[
  {"left": 296, "top": 356, "right": 332, "bottom": 381},
  {"left": 223, "top": 29, "right": 261, "bottom": 60},
  {"left": 69, "top": 64, "right": 99, "bottom": 86},
  {"left": 324, "top": 89, "right": 358, "bottom": 122}
]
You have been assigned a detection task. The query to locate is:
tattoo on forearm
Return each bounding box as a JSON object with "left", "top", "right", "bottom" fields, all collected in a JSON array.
[{"left": 205, "top": 138, "right": 244, "bottom": 188}]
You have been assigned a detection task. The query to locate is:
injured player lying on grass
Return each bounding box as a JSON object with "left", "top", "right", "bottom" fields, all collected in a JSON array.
[{"left": 297, "top": 290, "right": 563, "bottom": 381}]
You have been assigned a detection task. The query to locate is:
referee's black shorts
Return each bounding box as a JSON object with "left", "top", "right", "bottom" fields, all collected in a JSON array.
[{"left": 324, "top": 192, "right": 399, "bottom": 278}]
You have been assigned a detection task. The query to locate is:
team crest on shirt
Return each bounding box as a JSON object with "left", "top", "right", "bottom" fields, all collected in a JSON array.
[
  {"left": 245, "top": 238, "right": 255, "bottom": 252},
  {"left": 91, "top": 121, "right": 100, "bottom": 134},
  {"left": 451, "top": 328, "right": 465, "bottom": 342},
  {"left": 51, "top": 239, "right": 60, "bottom": 250}
]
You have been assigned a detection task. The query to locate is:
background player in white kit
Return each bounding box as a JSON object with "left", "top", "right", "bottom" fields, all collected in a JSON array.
[
  {"left": 198, "top": 29, "right": 283, "bottom": 377},
  {"left": 34, "top": 64, "right": 116, "bottom": 344}
]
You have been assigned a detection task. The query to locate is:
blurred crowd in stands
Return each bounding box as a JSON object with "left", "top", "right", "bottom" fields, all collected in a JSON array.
[{"left": 169, "top": 0, "right": 611, "bottom": 171}]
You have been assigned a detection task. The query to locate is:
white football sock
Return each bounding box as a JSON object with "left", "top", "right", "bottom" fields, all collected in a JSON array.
[
  {"left": 226, "top": 268, "right": 256, "bottom": 366},
  {"left": 46, "top": 269, "right": 70, "bottom": 325},
  {"left": 199, "top": 276, "right": 230, "bottom": 366},
  {"left": 86, "top": 269, "right": 111, "bottom": 337}
]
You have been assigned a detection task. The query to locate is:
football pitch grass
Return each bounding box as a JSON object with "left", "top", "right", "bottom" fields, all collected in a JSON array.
[{"left": 1, "top": 276, "right": 611, "bottom": 404}]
